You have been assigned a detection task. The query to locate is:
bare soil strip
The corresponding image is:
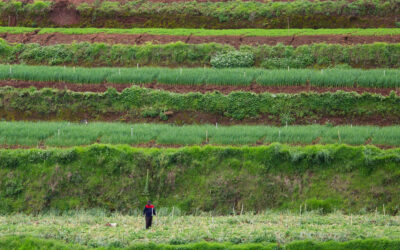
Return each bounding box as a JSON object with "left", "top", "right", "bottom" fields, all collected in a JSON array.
[
  {"left": 0, "top": 141, "right": 395, "bottom": 150},
  {"left": 35, "top": 0, "right": 357, "bottom": 4},
  {"left": 1, "top": 80, "right": 399, "bottom": 95},
  {"left": 2, "top": 32, "right": 400, "bottom": 47}
]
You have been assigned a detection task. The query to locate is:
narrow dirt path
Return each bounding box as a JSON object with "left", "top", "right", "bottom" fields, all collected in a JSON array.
[
  {"left": 2, "top": 32, "right": 400, "bottom": 47},
  {"left": 0, "top": 79, "right": 398, "bottom": 96}
]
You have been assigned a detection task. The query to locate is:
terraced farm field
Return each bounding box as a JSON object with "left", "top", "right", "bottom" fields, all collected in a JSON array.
[{"left": 0, "top": 0, "right": 399, "bottom": 249}]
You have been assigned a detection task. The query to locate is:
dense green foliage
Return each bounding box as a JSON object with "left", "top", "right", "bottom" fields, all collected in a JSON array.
[
  {"left": 74, "top": 0, "right": 400, "bottom": 20},
  {"left": 1, "top": 27, "right": 400, "bottom": 36},
  {"left": 1, "top": 65, "right": 399, "bottom": 87},
  {"left": 0, "top": 40, "right": 399, "bottom": 68},
  {"left": 0, "top": 0, "right": 398, "bottom": 28},
  {"left": 0, "top": 144, "right": 399, "bottom": 214},
  {"left": 1, "top": 86, "right": 400, "bottom": 123},
  {"left": 1, "top": 122, "right": 400, "bottom": 147},
  {"left": 1, "top": 235, "right": 400, "bottom": 250}
]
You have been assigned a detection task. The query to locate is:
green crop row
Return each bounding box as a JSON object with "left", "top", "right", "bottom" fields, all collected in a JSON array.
[
  {"left": 2, "top": 27, "right": 400, "bottom": 37},
  {"left": 1, "top": 86, "right": 400, "bottom": 123},
  {"left": 1, "top": 122, "right": 400, "bottom": 147},
  {"left": 1, "top": 65, "right": 399, "bottom": 88},
  {"left": 0, "top": 144, "right": 399, "bottom": 214},
  {"left": 0, "top": 40, "right": 399, "bottom": 68},
  {"left": 0, "top": 0, "right": 399, "bottom": 29},
  {"left": 2, "top": 236, "right": 400, "bottom": 250}
]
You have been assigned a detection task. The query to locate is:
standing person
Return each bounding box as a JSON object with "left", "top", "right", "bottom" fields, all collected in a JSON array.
[{"left": 143, "top": 200, "right": 156, "bottom": 229}]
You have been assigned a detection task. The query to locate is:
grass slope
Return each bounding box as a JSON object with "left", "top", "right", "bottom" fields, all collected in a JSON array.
[{"left": 0, "top": 144, "right": 399, "bottom": 214}]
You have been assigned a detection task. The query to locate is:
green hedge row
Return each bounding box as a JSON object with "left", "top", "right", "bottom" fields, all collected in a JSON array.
[
  {"left": 2, "top": 236, "right": 400, "bottom": 250},
  {"left": 0, "top": 0, "right": 399, "bottom": 28},
  {"left": 0, "top": 144, "right": 400, "bottom": 214},
  {"left": 1, "top": 86, "right": 400, "bottom": 123},
  {"left": 0, "top": 40, "right": 399, "bottom": 68}
]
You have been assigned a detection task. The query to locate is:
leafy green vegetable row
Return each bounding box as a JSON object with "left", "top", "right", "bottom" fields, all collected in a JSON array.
[
  {"left": 0, "top": 40, "right": 399, "bottom": 68},
  {"left": 1, "top": 86, "right": 400, "bottom": 122}
]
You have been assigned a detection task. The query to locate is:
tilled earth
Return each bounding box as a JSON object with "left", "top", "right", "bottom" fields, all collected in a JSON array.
[
  {"left": 2, "top": 32, "right": 400, "bottom": 47},
  {"left": 0, "top": 79, "right": 398, "bottom": 95}
]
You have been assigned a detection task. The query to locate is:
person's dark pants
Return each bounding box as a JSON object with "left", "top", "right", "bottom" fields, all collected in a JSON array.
[{"left": 145, "top": 216, "right": 153, "bottom": 229}]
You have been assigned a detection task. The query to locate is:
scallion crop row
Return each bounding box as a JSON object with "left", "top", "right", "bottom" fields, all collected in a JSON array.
[
  {"left": 1, "top": 65, "right": 399, "bottom": 88},
  {"left": 1, "top": 121, "right": 399, "bottom": 147}
]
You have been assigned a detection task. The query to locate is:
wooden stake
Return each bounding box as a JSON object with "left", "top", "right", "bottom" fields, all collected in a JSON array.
[
  {"left": 131, "top": 127, "right": 133, "bottom": 137},
  {"left": 206, "top": 130, "right": 208, "bottom": 143}
]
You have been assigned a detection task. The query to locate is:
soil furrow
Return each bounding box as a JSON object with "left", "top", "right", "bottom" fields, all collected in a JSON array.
[
  {"left": 2, "top": 33, "right": 400, "bottom": 47},
  {"left": 0, "top": 79, "right": 398, "bottom": 96}
]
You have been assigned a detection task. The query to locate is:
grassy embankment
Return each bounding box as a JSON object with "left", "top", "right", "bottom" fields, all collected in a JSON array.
[
  {"left": 1, "top": 86, "right": 400, "bottom": 123},
  {"left": 0, "top": 144, "right": 399, "bottom": 214},
  {"left": 0, "top": 40, "right": 398, "bottom": 68}
]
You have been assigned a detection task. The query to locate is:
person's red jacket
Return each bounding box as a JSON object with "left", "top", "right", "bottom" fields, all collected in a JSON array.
[{"left": 143, "top": 204, "right": 156, "bottom": 217}]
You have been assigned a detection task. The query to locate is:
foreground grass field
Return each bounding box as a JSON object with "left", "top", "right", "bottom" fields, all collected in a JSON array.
[
  {"left": 2, "top": 122, "right": 400, "bottom": 147},
  {"left": 2, "top": 27, "right": 400, "bottom": 37},
  {"left": 0, "top": 211, "right": 399, "bottom": 248}
]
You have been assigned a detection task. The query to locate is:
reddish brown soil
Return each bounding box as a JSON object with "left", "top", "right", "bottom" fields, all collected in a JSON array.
[
  {"left": 49, "top": 1, "right": 80, "bottom": 26},
  {"left": 0, "top": 142, "right": 395, "bottom": 150},
  {"left": 2, "top": 32, "right": 400, "bottom": 47},
  {"left": 44, "top": 0, "right": 358, "bottom": 4},
  {"left": 0, "top": 80, "right": 399, "bottom": 96}
]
